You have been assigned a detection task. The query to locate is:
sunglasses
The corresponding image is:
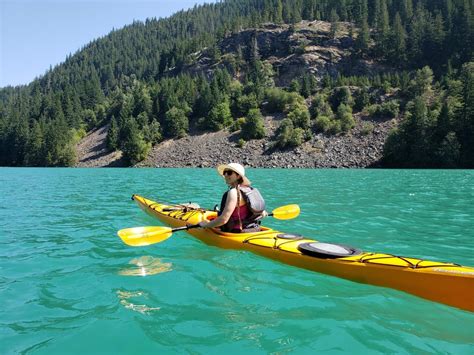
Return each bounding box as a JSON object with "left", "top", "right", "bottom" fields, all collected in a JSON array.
[{"left": 223, "top": 170, "right": 235, "bottom": 176}]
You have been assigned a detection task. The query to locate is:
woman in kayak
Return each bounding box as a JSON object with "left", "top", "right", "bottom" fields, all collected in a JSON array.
[{"left": 198, "top": 163, "right": 266, "bottom": 233}]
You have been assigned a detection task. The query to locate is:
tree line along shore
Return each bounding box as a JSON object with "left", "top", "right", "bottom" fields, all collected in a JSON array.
[{"left": 1, "top": 0, "right": 473, "bottom": 168}]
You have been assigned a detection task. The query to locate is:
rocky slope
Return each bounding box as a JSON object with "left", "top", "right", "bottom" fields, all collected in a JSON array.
[
  {"left": 75, "top": 125, "right": 125, "bottom": 167},
  {"left": 137, "top": 115, "right": 395, "bottom": 169},
  {"left": 75, "top": 113, "right": 395, "bottom": 168},
  {"left": 75, "top": 20, "right": 398, "bottom": 168},
  {"left": 185, "top": 21, "right": 386, "bottom": 84}
]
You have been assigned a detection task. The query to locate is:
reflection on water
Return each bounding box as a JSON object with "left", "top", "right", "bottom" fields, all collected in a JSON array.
[
  {"left": 117, "top": 290, "right": 161, "bottom": 314},
  {"left": 118, "top": 256, "right": 172, "bottom": 277}
]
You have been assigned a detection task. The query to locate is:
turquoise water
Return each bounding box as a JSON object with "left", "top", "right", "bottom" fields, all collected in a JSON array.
[{"left": 1, "top": 168, "right": 473, "bottom": 354}]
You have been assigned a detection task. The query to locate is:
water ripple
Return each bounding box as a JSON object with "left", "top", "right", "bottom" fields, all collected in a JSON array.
[{"left": 1, "top": 168, "right": 473, "bottom": 354}]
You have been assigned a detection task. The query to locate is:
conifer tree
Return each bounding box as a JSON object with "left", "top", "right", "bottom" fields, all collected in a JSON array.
[
  {"left": 163, "top": 106, "right": 189, "bottom": 138},
  {"left": 241, "top": 108, "right": 265, "bottom": 140},
  {"left": 389, "top": 13, "right": 407, "bottom": 67},
  {"left": 330, "top": 9, "right": 339, "bottom": 39},
  {"left": 356, "top": 18, "right": 370, "bottom": 56},
  {"left": 106, "top": 116, "right": 119, "bottom": 150},
  {"left": 458, "top": 62, "right": 474, "bottom": 166},
  {"left": 121, "top": 118, "right": 151, "bottom": 164}
]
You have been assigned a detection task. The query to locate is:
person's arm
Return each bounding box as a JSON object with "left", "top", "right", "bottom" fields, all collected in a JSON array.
[{"left": 198, "top": 189, "right": 237, "bottom": 228}]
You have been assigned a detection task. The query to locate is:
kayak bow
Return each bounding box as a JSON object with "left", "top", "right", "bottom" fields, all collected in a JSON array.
[{"left": 130, "top": 195, "right": 474, "bottom": 312}]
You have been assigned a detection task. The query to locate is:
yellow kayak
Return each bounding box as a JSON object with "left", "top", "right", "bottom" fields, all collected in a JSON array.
[{"left": 131, "top": 194, "right": 474, "bottom": 312}]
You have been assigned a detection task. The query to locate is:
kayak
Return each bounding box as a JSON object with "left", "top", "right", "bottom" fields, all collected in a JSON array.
[{"left": 131, "top": 195, "right": 474, "bottom": 312}]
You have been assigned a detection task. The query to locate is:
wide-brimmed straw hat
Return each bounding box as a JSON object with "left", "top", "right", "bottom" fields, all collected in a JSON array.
[{"left": 217, "top": 163, "right": 251, "bottom": 186}]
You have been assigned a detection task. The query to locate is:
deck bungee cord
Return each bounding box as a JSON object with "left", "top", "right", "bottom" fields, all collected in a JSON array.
[{"left": 118, "top": 195, "right": 474, "bottom": 312}]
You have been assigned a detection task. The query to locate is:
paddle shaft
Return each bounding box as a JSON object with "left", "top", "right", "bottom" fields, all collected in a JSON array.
[{"left": 172, "top": 224, "right": 199, "bottom": 232}]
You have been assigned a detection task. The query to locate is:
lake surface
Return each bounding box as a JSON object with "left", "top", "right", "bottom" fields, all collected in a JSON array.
[{"left": 1, "top": 168, "right": 473, "bottom": 354}]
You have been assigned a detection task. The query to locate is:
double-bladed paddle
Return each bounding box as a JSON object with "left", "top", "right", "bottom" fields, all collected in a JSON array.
[{"left": 117, "top": 204, "right": 300, "bottom": 247}]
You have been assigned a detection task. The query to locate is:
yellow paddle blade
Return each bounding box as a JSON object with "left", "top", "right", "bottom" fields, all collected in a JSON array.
[
  {"left": 271, "top": 204, "right": 300, "bottom": 220},
  {"left": 117, "top": 226, "right": 173, "bottom": 247}
]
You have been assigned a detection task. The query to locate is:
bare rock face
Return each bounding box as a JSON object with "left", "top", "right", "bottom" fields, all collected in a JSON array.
[{"left": 186, "top": 20, "right": 386, "bottom": 86}]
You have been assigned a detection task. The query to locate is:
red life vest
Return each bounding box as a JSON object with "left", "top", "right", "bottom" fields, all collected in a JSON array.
[
  {"left": 219, "top": 187, "right": 263, "bottom": 232},
  {"left": 228, "top": 204, "right": 252, "bottom": 232}
]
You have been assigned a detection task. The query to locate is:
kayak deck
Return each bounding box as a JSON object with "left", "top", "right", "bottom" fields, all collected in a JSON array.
[{"left": 131, "top": 195, "right": 474, "bottom": 312}]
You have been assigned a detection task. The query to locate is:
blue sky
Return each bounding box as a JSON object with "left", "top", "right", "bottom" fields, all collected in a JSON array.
[{"left": 0, "top": 0, "right": 212, "bottom": 87}]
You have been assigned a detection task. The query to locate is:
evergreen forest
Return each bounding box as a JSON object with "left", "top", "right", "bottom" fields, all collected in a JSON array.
[{"left": 0, "top": 0, "right": 473, "bottom": 168}]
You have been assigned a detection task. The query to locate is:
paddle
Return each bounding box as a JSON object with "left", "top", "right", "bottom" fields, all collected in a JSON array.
[{"left": 118, "top": 204, "right": 300, "bottom": 247}]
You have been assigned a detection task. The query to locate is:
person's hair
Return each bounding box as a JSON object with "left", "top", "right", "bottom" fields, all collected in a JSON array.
[{"left": 237, "top": 176, "right": 244, "bottom": 184}]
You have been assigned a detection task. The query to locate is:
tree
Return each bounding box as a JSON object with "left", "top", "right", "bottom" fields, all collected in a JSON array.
[
  {"left": 24, "top": 120, "right": 44, "bottom": 166},
  {"left": 287, "top": 103, "right": 310, "bottom": 129},
  {"left": 234, "top": 93, "right": 258, "bottom": 117},
  {"left": 330, "top": 9, "right": 339, "bottom": 39},
  {"left": 436, "top": 132, "right": 460, "bottom": 168},
  {"left": 336, "top": 104, "right": 355, "bottom": 132},
  {"left": 289, "top": 79, "right": 301, "bottom": 93},
  {"left": 241, "top": 108, "right": 265, "bottom": 140},
  {"left": 329, "top": 87, "right": 353, "bottom": 111},
  {"left": 265, "top": 87, "right": 292, "bottom": 113},
  {"left": 389, "top": 13, "right": 407, "bottom": 66},
  {"left": 43, "top": 118, "right": 76, "bottom": 166},
  {"left": 458, "top": 62, "right": 474, "bottom": 166},
  {"left": 275, "top": 118, "right": 304, "bottom": 148},
  {"left": 409, "top": 66, "right": 434, "bottom": 98},
  {"left": 355, "top": 18, "right": 370, "bottom": 55},
  {"left": 206, "top": 101, "right": 233, "bottom": 131},
  {"left": 82, "top": 109, "right": 97, "bottom": 130},
  {"left": 106, "top": 117, "right": 119, "bottom": 150},
  {"left": 144, "top": 119, "right": 162, "bottom": 145},
  {"left": 121, "top": 119, "right": 151, "bottom": 165},
  {"left": 163, "top": 106, "right": 189, "bottom": 138}
]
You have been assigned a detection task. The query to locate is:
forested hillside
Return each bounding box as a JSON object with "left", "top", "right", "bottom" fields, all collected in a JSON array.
[{"left": 0, "top": 0, "right": 473, "bottom": 168}]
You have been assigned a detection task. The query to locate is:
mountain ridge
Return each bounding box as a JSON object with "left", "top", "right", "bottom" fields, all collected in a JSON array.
[{"left": 1, "top": 0, "right": 473, "bottom": 168}]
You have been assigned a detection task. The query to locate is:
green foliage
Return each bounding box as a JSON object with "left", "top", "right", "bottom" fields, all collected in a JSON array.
[
  {"left": 43, "top": 119, "right": 77, "bottom": 166},
  {"left": 329, "top": 9, "right": 340, "bottom": 39},
  {"left": 314, "top": 115, "right": 333, "bottom": 133},
  {"left": 1, "top": 0, "right": 473, "bottom": 167},
  {"left": 71, "top": 127, "right": 87, "bottom": 144},
  {"left": 121, "top": 119, "right": 151, "bottom": 165},
  {"left": 300, "top": 73, "right": 318, "bottom": 98},
  {"left": 230, "top": 117, "right": 246, "bottom": 132},
  {"left": 287, "top": 103, "right": 310, "bottom": 129},
  {"left": 355, "top": 18, "right": 370, "bottom": 55},
  {"left": 143, "top": 119, "right": 162, "bottom": 145},
  {"left": 265, "top": 87, "right": 293, "bottom": 113},
  {"left": 329, "top": 87, "right": 353, "bottom": 111},
  {"left": 289, "top": 79, "right": 301, "bottom": 93},
  {"left": 206, "top": 101, "right": 233, "bottom": 131},
  {"left": 336, "top": 104, "right": 355, "bottom": 132},
  {"left": 408, "top": 66, "right": 434, "bottom": 98},
  {"left": 237, "top": 138, "right": 245, "bottom": 148},
  {"left": 435, "top": 132, "right": 461, "bottom": 168},
  {"left": 164, "top": 107, "right": 189, "bottom": 138},
  {"left": 285, "top": 92, "right": 306, "bottom": 112},
  {"left": 234, "top": 93, "right": 258, "bottom": 117},
  {"left": 106, "top": 117, "right": 119, "bottom": 150},
  {"left": 367, "top": 101, "right": 400, "bottom": 119},
  {"left": 241, "top": 108, "right": 265, "bottom": 140},
  {"left": 360, "top": 121, "right": 375, "bottom": 135},
  {"left": 275, "top": 118, "right": 304, "bottom": 148},
  {"left": 82, "top": 109, "right": 97, "bottom": 131},
  {"left": 310, "top": 94, "right": 334, "bottom": 119},
  {"left": 354, "top": 88, "right": 370, "bottom": 111},
  {"left": 314, "top": 103, "right": 354, "bottom": 135}
]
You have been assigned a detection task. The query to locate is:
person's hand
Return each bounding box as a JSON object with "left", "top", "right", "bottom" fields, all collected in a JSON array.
[
  {"left": 198, "top": 221, "right": 208, "bottom": 228},
  {"left": 262, "top": 210, "right": 269, "bottom": 218}
]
